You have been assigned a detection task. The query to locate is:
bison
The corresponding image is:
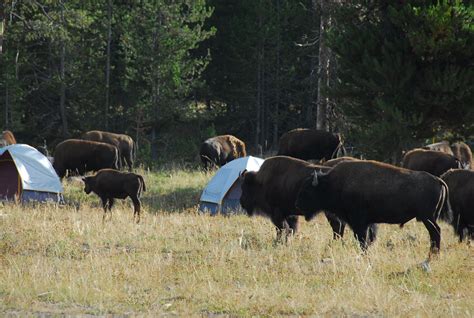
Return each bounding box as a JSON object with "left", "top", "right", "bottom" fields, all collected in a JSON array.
[
  {"left": 53, "top": 139, "right": 119, "bottom": 179},
  {"left": 295, "top": 160, "right": 450, "bottom": 259},
  {"left": 277, "top": 128, "right": 346, "bottom": 161},
  {"left": 83, "top": 169, "right": 146, "bottom": 223},
  {"left": 82, "top": 130, "right": 136, "bottom": 171},
  {"left": 422, "top": 141, "right": 454, "bottom": 155},
  {"left": 200, "top": 135, "right": 246, "bottom": 169},
  {"left": 239, "top": 156, "right": 377, "bottom": 243},
  {"left": 0, "top": 130, "right": 16, "bottom": 147},
  {"left": 451, "top": 142, "right": 472, "bottom": 169},
  {"left": 401, "top": 148, "right": 462, "bottom": 177},
  {"left": 441, "top": 169, "right": 474, "bottom": 242},
  {"left": 321, "top": 156, "right": 360, "bottom": 168}
]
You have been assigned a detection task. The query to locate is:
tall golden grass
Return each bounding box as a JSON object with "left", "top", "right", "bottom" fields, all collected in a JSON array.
[{"left": 0, "top": 168, "right": 472, "bottom": 316}]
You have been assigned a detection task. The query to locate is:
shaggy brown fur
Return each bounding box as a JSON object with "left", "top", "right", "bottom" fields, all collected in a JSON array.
[
  {"left": 451, "top": 142, "right": 472, "bottom": 169},
  {"left": 200, "top": 135, "right": 247, "bottom": 169},
  {"left": 277, "top": 128, "right": 346, "bottom": 161},
  {"left": 441, "top": 169, "right": 474, "bottom": 242},
  {"left": 53, "top": 139, "right": 119, "bottom": 179},
  {"left": 239, "top": 156, "right": 376, "bottom": 243},
  {"left": 82, "top": 130, "right": 135, "bottom": 171},
  {"left": 401, "top": 148, "right": 462, "bottom": 177},
  {"left": 321, "top": 156, "right": 360, "bottom": 167},
  {"left": 0, "top": 130, "right": 16, "bottom": 146},
  {"left": 83, "top": 169, "right": 146, "bottom": 223},
  {"left": 296, "top": 160, "right": 450, "bottom": 258},
  {"left": 422, "top": 141, "right": 454, "bottom": 155}
]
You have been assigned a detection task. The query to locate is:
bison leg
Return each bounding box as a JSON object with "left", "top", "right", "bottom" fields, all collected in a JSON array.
[
  {"left": 325, "top": 212, "right": 345, "bottom": 240},
  {"left": 108, "top": 198, "right": 115, "bottom": 211},
  {"left": 270, "top": 213, "right": 288, "bottom": 244},
  {"left": 285, "top": 215, "right": 299, "bottom": 235},
  {"left": 367, "top": 224, "right": 378, "bottom": 245},
  {"left": 131, "top": 196, "right": 141, "bottom": 223},
  {"left": 422, "top": 218, "right": 441, "bottom": 257},
  {"left": 352, "top": 224, "right": 370, "bottom": 251}
]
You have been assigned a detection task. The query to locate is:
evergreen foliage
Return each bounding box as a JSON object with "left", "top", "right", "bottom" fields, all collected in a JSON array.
[{"left": 328, "top": 0, "right": 473, "bottom": 160}]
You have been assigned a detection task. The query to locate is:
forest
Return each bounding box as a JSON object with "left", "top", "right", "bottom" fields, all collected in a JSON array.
[{"left": 0, "top": 0, "right": 473, "bottom": 164}]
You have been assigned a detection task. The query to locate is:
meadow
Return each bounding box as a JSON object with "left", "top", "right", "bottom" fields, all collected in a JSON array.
[{"left": 0, "top": 167, "right": 473, "bottom": 316}]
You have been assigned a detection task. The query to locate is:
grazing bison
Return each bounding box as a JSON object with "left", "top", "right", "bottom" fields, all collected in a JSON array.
[
  {"left": 441, "top": 169, "right": 474, "bottom": 242},
  {"left": 200, "top": 135, "right": 246, "bottom": 169},
  {"left": 83, "top": 169, "right": 146, "bottom": 223},
  {"left": 401, "top": 148, "right": 462, "bottom": 177},
  {"left": 295, "top": 161, "right": 450, "bottom": 259},
  {"left": 53, "top": 139, "right": 119, "bottom": 179},
  {"left": 239, "top": 156, "right": 377, "bottom": 243},
  {"left": 82, "top": 130, "right": 135, "bottom": 171},
  {"left": 422, "top": 141, "right": 454, "bottom": 155},
  {"left": 451, "top": 142, "right": 472, "bottom": 169},
  {"left": 321, "top": 156, "right": 360, "bottom": 167},
  {"left": 277, "top": 128, "right": 346, "bottom": 161},
  {"left": 0, "top": 130, "right": 16, "bottom": 147}
]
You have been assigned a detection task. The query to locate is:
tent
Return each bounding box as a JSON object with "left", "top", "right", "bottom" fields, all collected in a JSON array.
[
  {"left": 199, "top": 156, "right": 264, "bottom": 215},
  {"left": 0, "top": 144, "right": 63, "bottom": 202}
]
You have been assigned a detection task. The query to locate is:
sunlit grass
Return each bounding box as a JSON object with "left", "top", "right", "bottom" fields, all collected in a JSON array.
[{"left": 0, "top": 168, "right": 473, "bottom": 316}]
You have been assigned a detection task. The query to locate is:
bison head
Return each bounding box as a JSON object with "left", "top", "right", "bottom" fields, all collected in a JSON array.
[
  {"left": 82, "top": 177, "right": 94, "bottom": 194},
  {"left": 239, "top": 170, "right": 259, "bottom": 216},
  {"left": 295, "top": 170, "right": 328, "bottom": 221}
]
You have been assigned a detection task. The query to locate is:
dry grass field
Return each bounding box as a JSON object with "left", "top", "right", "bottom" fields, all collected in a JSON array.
[{"left": 1, "top": 168, "right": 473, "bottom": 316}]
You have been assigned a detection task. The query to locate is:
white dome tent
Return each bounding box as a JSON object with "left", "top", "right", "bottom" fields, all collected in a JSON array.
[
  {"left": 0, "top": 144, "right": 63, "bottom": 202},
  {"left": 199, "top": 156, "right": 264, "bottom": 215}
]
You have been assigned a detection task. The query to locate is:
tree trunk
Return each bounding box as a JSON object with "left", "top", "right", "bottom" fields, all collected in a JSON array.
[
  {"left": 150, "top": 23, "right": 159, "bottom": 162},
  {"left": 255, "top": 11, "right": 263, "bottom": 151},
  {"left": 316, "top": 0, "right": 330, "bottom": 132},
  {"left": 104, "top": 0, "right": 112, "bottom": 130},
  {"left": 59, "top": 3, "right": 68, "bottom": 137},
  {"left": 272, "top": 0, "right": 281, "bottom": 149},
  {"left": 0, "top": 1, "right": 5, "bottom": 54},
  {"left": 306, "top": 0, "right": 319, "bottom": 127}
]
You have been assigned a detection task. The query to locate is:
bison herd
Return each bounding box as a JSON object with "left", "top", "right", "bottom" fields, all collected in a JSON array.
[{"left": 2, "top": 128, "right": 473, "bottom": 262}]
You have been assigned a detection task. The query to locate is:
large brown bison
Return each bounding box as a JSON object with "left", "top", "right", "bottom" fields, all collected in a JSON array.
[
  {"left": 239, "top": 156, "right": 377, "bottom": 242},
  {"left": 321, "top": 156, "right": 360, "bottom": 168},
  {"left": 441, "top": 169, "right": 474, "bottom": 242},
  {"left": 0, "top": 130, "right": 16, "bottom": 147},
  {"left": 82, "top": 130, "right": 135, "bottom": 171},
  {"left": 83, "top": 169, "right": 146, "bottom": 223},
  {"left": 277, "top": 128, "right": 346, "bottom": 161},
  {"left": 451, "top": 142, "right": 472, "bottom": 169},
  {"left": 296, "top": 161, "right": 450, "bottom": 259},
  {"left": 53, "top": 139, "right": 119, "bottom": 179},
  {"left": 422, "top": 141, "right": 454, "bottom": 155},
  {"left": 401, "top": 148, "right": 462, "bottom": 177},
  {"left": 200, "top": 135, "right": 246, "bottom": 169}
]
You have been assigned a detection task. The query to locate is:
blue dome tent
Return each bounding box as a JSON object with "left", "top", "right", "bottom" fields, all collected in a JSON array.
[
  {"left": 199, "top": 156, "right": 264, "bottom": 215},
  {"left": 0, "top": 144, "right": 63, "bottom": 202}
]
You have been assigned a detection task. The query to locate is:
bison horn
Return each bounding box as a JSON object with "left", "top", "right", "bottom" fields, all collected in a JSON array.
[{"left": 311, "top": 171, "right": 319, "bottom": 187}]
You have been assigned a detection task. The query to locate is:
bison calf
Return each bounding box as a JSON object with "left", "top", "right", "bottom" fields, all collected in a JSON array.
[
  {"left": 441, "top": 169, "right": 474, "bottom": 242},
  {"left": 83, "top": 169, "right": 146, "bottom": 223}
]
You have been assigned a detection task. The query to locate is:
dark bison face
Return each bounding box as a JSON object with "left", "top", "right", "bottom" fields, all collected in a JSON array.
[
  {"left": 295, "top": 171, "right": 326, "bottom": 220},
  {"left": 239, "top": 170, "right": 258, "bottom": 216},
  {"left": 82, "top": 177, "right": 93, "bottom": 194}
]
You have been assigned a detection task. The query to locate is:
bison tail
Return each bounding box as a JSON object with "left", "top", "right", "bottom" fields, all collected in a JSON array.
[
  {"left": 138, "top": 175, "right": 146, "bottom": 192},
  {"left": 437, "top": 179, "right": 452, "bottom": 224}
]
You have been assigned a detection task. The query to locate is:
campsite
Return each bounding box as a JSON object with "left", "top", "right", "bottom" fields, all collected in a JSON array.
[{"left": 1, "top": 0, "right": 473, "bottom": 317}]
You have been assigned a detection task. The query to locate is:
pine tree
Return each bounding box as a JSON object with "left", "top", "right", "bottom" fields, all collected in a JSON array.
[{"left": 328, "top": 0, "right": 473, "bottom": 161}]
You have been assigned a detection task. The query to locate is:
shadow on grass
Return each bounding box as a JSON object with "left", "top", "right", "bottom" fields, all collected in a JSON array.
[{"left": 142, "top": 186, "right": 203, "bottom": 213}]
